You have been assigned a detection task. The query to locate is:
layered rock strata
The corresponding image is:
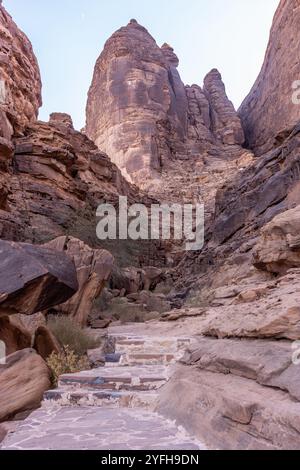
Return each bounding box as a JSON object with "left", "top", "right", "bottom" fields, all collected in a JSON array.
[
  {"left": 86, "top": 19, "right": 244, "bottom": 187},
  {"left": 0, "top": 2, "right": 41, "bottom": 159},
  {"left": 239, "top": 0, "right": 300, "bottom": 155}
]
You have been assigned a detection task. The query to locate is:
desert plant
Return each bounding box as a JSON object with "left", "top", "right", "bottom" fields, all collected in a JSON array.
[
  {"left": 47, "top": 346, "right": 90, "bottom": 387},
  {"left": 48, "top": 316, "right": 101, "bottom": 356}
]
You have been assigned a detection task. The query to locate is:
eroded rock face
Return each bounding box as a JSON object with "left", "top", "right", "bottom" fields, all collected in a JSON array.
[
  {"left": 177, "top": 123, "right": 300, "bottom": 292},
  {"left": 0, "top": 315, "right": 31, "bottom": 356},
  {"left": 239, "top": 0, "right": 300, "bottom": 155},
  {"left": 86, "top": 20, "right": 244, "bottom": 187},
  {"left": 183, "top": 337, "right": 300, "bottom": 401},
  {"left": 45, "top": 236, "right": 114, "bottom": 326},
  {"left": 157, "top": 366, "right": 300, "bottom": 450},
  {"left": 86, "top": 19, "right": 186, "bottom": 184},
  {"left": 203, "top": 69, "right": 244, "bottom": 146},
  {"left": 0, "top": 114, "right": 161, "bottom": 267},
  {"left": 0, "top": 348, "right": 51, "bottom": 423},
  {"left": 0, "top": 239, "right": 78, "bottom": 316},
  {"left": 253, "top": 206, "right": 300, "bottom": 274},
  {"left": 0, "top": 2, "right": 41, "bottom": 157}
]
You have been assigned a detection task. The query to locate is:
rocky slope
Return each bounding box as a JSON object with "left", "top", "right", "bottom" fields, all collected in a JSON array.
[
  {"left": 239, "top": 0, "right": 300, "bottom": 155},
  {"left": 0, "top": 111, "right": 165, "bottom": 267}
]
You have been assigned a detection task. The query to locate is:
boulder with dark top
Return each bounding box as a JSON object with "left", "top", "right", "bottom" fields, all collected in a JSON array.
[{"left": 0, "top": 239, "right": 78, "bottom": 316}]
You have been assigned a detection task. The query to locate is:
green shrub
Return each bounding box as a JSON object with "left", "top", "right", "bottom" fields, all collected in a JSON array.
[{"left": 48, "top": 316, "right": 101, "bottom": 356}]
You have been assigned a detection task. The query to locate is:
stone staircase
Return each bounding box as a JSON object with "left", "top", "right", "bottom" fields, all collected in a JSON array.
[
  {"left": 44, "top": 334, "right": 192, "bottom": 410},
  {"left": 1, "top": 331, "right": 205, "bottom": 450}
]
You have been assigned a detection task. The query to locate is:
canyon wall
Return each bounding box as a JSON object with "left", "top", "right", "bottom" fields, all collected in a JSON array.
[
  {"left": 239, "top": 0, "right": 300, "bottom": 155},
  {"left": 0, "top": 1, "right": 42, "bottom": 158}
]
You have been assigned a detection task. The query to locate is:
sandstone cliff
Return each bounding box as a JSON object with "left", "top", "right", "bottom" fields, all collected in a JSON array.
[
  {"left": 0, "top": 113, "right": 164, "bottom": 267},
  {"left": 0, "top": 2, "right": 42, "bottom": 159},
  {"left": 239, "top": 0, "right": 300, "bottom": 155},
  {"left": 86, "top": 19, "right": 244, "bottom": 188}
]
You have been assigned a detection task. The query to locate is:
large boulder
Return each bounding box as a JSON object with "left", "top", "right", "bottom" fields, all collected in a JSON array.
[
  {"left": 239, "top": 0, "right": 300, "bottom": 155},
  {"left": 0, "top": 239, "right": 78, "bottom": 316},
  {"left": 253, "top": 206, "right": 300, "bottom": 274},
  {"left": 0, "top": 348, "right": 51, "bottom": 422},
  {"left": 45, "top": 237, "right": 114, "bottom": 326},
  {"left": 158, "top": 335, "right": 300, "bottom": 450}
]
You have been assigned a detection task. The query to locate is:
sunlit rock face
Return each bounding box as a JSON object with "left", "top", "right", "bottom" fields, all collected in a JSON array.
[
  {"left": 86, "top": 19, "right": 187, "bottom": 184},
  {"left": 239, "top": 0, "right": 300, "bottom": 155},
  {"left": 0, "top": 1, "right": 42, "bottom": 158},
  {"left": 86, "top": 19, "right": 244, "bottom": 187}
]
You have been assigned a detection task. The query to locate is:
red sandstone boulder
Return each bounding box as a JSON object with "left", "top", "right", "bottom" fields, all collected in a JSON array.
[
  {"left": 45, "top": 236, "right": 114, "bottom": 327},
  {"left": 0, "top": 239, "right": 78, "bottom": 316},
  {"left": 253, "top": 206, "right": 300, "bottom": 274},
  {"left": 0, "top": 348, "right": 51, "bottom": 423}
]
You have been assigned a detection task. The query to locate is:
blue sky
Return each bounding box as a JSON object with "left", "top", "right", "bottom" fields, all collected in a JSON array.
[{"left": 4, "top": 0, "right": 279, "bottom": 130}]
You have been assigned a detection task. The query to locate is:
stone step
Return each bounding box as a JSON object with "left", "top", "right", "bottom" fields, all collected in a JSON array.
[
  {"left": 58, "top": 365, "right": 171, "bottom": 392},
  {"left": 113, "top": 335, "right": 192, "bottom": 355},
  {"left": 44, "top": 389, "right": 158, "bottom": 410},
  {"left": 119, "top": 352, "right": 177, "bottom": 366}
]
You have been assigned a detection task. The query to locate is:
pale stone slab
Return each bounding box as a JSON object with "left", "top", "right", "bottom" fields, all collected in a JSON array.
[{"left": 1, "top": 406, "right": 205, "bottom": 451}]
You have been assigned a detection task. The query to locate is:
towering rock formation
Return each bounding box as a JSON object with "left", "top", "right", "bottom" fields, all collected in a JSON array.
[
  {"left": 239, "top": 0, "right": 300, "bottom": 155},
  {"left": 203, "top": 69, "right": 244, "bottom": 146},
  {"left": 0, "top": 2, "right": 42, "bottom": 159},
  {"left": 86, "top": 19, "right": 244, "bottom": 187},
  {"left": 86, "top": 19, "right": 187, "bottom": 184}
]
